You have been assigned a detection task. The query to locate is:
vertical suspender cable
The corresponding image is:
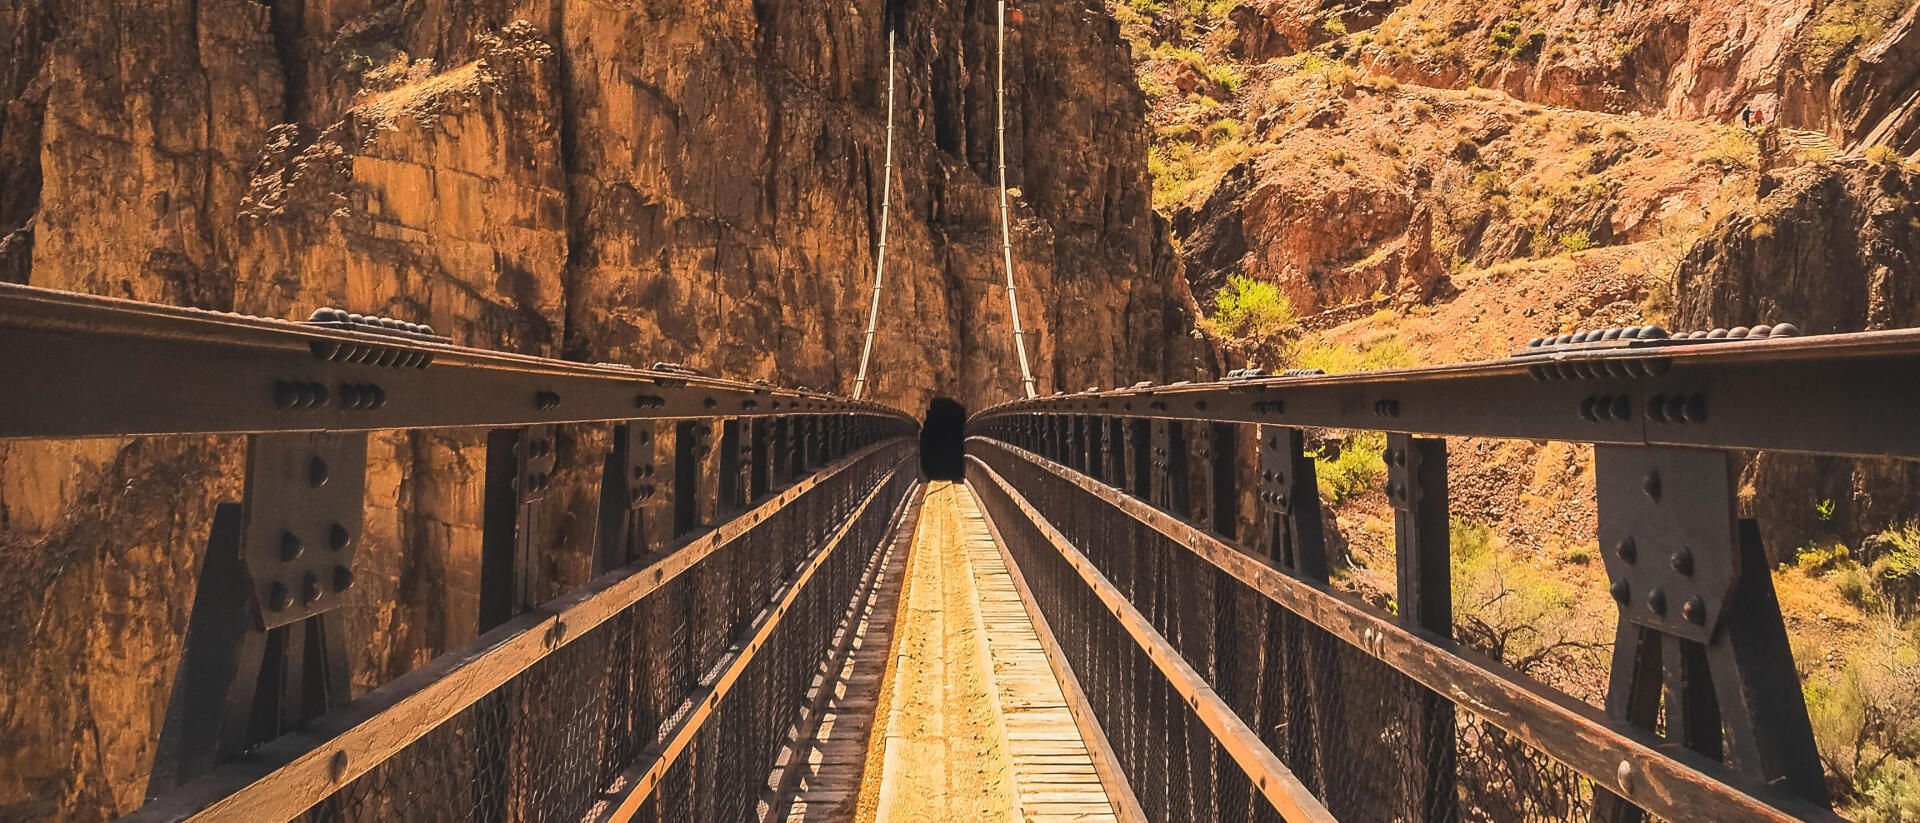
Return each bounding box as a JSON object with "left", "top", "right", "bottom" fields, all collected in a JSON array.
[
  {"left": 852, "top": 26, "right": 897, "bottom": 401},
  {"left": 997, "top": 0, "right": 1038, "bottom": 398}
]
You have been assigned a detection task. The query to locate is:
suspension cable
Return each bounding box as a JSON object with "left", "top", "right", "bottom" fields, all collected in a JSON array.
[
  {"left": 997, "top": 0, "right": 1038, "bottom": 398},
  {"left": 852, "top": 26, "right": 898, "bottom": 401}
]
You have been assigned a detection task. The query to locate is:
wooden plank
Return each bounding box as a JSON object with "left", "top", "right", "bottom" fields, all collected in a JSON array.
[
  {"left": 970, "top": 438, "right": 1846, "bottom": 823},
  {"left": 971, "top": 455, "right": 1336, "bottom": 823},
  {"left": 126, "top": 440, "right": 912, "bottom": 823}
]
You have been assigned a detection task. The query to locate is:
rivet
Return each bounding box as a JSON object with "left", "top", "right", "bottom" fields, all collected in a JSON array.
[
  {"left": 1670, "top": 548, "right": 1693, "bottom": 575},
  {"left": 329, "top": 524, "right": 352, "bottom": 551},
  {"left": 1646, "top": 587, "right": 1667, "bottom": 615},
  {"left": 309, "top": 456, "right": 330, "bottom": 487},
  {"left": 1642, "top": 472, "right": 1661, "bottom": 501},
  {"left": 329, "top": 750, "right": 349, "bottom": 782},
  {"left": 1616, "top": 537, "right": 1636, "bottom": 562},
  {"left": 1617, "top": 760, "right": 1634, "bottom": 788},
  {"left": 334, "top": 565, "right": 355, "bottom": 593},
  {"left": 1611, "top": 395, "right": 1631, "bottom": 421},
  {"left": 1682, "top": 596, "right": 1705, "bottom": 624},
  {"left": 279, "top": 531, "right": 304, "bottom": 562},
  {"left": 269, "top": 581, "right": 294, "bottom": 612},
  {"left": 1610, "top": 579, "right": 1631, "bottom": 603}
]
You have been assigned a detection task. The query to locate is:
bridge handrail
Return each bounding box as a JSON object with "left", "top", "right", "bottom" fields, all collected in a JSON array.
[
  {"left": 970, "top": 325, "right": 1920, "bottom": 459},
  {"left": 971, "top": 438, "right": 1840, "bottom": 823},
  {"left": 0, "top": 282, "right": 914, "bottom": 440},
  {"left": 964, "top": 323, "right": 1920, "bottom": 823}
]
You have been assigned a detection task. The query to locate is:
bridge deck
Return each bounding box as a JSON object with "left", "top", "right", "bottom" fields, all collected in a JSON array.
[{"left": 782, "top": 481, "right": 1122, "bottom": 822}]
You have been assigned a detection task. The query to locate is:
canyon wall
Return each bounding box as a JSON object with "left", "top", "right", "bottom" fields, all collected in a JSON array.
[{"left": 0, "top": 1, "right": 1189, "bottom": 818}]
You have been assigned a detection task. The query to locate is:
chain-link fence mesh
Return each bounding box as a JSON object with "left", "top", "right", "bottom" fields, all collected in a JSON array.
[
  {"left": 973, "top": 442, "right": 1610, "bottom": 823},
  {"left": 301, "top": 445, "right": 913, "bottom": 823}
]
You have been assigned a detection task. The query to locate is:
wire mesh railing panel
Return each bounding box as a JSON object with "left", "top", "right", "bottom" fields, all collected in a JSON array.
[
  {"left": 295, "top": 444, "right": 912, "bottom": 823},
  {"left": 967, "top": 434, "right": 1750, "bottom": 823}
]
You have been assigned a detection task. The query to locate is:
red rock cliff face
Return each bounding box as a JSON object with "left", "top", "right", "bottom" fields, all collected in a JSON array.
[{"left": 0, "top": 2, "right": 1191, "bottom": 818}]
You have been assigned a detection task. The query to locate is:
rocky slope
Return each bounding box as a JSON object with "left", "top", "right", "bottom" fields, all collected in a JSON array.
[
  {"left": 0, "top": 1, "right": 1193, "bottom": 818},
  {"left": 1124, "top": 0, "right": 1920, "bottom": 815}
]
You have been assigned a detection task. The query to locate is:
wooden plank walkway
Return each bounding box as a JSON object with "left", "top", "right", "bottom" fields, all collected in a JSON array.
[
  {"left": 955, "top": 487, "right": 1124, "bottom": 823},
  {"left": 778, "top": 480, "right": 1121, "bottom": 823}
]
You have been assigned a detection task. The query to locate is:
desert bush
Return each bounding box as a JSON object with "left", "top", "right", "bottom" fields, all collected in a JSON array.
[
  {"left": 1557, "top": 229, "right": 1596, "bottom": 253},
  {"left": 1451, "top": 519, "right": 1606, "bottom": 677},
  {"left": 1697, "top": 126, "right": 1760, "bottom": 171},
  {"left": 1807, "top": 608, "right": 1920, "bottom": 820},
  {"left": 1454, "top": 136, "right": 1481, "bottom": 162},
  {"left": 1867, "top": 144, "right": 1904, "bottom": 165},
  {"left": 1313, "top": 431, "right": 1386, "bottom": 503},
  {"left": 1204, "top": 274, "right": 1296, "bottom": 340},
  {"left": 1203, "top": 117, "right": 1242, "bottom": 142}
]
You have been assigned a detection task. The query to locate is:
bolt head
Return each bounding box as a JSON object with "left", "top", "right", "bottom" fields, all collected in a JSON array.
[
  {"left": 1670, "top": 548, "right": 1694, "bottom": 575},
  {"left": 269, "top": 581, "right": 294, "bottom": 612}
]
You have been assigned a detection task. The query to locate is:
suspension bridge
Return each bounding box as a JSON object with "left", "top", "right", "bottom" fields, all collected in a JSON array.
[
  {"left": 5, "top": 3, "right": 1919, "bottom": 822},
  {"left": 4, "top": 274, "right": 1917, "bottom": 823}
]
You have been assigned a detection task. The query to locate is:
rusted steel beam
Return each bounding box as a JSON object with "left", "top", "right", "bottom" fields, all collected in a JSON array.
[
  {"left": 585, "top": 459, "right": 916, "bottom": 823},
  {"left": 0, "top": 282, "right": 912, "bottom": 439},
  {"left": 969, "top": 438, "right": 1846, "bottom": 823},
  {"left": 970, "top": 455, "right": 1338, "bottom": 823},
  {"left": 122, "top": 439, "right": 912, "bottom": 823},
  {"left": 971, "top": 326, "right": 1920, "bottom": 460}
]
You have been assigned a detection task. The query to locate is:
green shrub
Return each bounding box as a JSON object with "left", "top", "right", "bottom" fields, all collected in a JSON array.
[
  {"left": 1207, "top": 63, "right": 1247, "bottom": 95},
  {"left": 1314, "top": 431, "right": 1386, "bottom": 503},
  {"left": 1202, "top": 118, "right": 1242, "bottom": 142},
  {"left": 1451, "top": 518, "right": 1602, "bottom": 676},
  {"left": 1697, "top": 126, "right": 1759, "bottom": 171},
  {"left": 1872, "top": 523, "right": 1920, "bottom": 583},
  {"left": 1797, "top": 541, "right": 1852, "bottom": 574},
  {"left": 1206, "top": 275, "right": 1297, "bottom": 339},
  {"left": 1323, "top": 16, "right": 1348, "bottom": 36},
  {"left": 1806, "top": 610, "right": 1920, "bottom": 821},
  {"left": 1557, "top": 230, "right": 1596, "bottom": 254},
  {"left": 1867, "top": 144, "right": 1904, "bottom": 165}
]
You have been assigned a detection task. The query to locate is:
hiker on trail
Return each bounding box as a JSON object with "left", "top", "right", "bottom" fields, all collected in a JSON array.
[{"left": 1742, "top": 107, "right": 1753, "bottom": 127}]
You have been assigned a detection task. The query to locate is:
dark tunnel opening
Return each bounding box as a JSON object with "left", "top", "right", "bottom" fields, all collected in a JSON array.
[{"left": 920, "top": 397, "right": 967, "bottom": 480}]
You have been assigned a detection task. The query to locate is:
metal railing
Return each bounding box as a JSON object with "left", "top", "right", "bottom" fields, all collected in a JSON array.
[
  {"left": 0, "top": 283, "right": 920, "bottom": 822},
  {"left": 968, "top": 323, "right": 1920, "bottom": 823}
]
